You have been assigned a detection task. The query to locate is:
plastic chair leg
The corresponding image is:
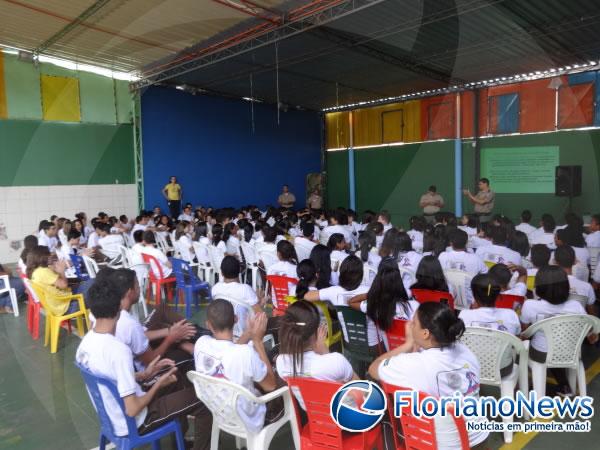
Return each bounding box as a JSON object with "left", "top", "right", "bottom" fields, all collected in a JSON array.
[
  {"left": 577, "top": 361, "right": 587, "bottom": 397},
  {"left": 44, "top": 315, "right": 51, "bottom": 347},
  {"left": 529, "top": 360, "right": 547, "bottom": 397},
  {"left": 151, "top": 440, "right": 161, "bottom": 450},
  {"left": 75, "top": 316, "right": 85, "bottom": 337},
  {"left": 210, "top": 422, "right": 220, "bottom": 450},
  {"left": 50, "top": 318, "right": 61, "bottom": 353},
  {"left": 500, "top": 379, "right": 516, "bottom": 443},
  {"left": 32, "top": 306, "right": 40, "bottom": 340},
  {"left": 184, "top": 288, "right": 192, "bottom": 319},
  {"left": 174, "top": 423, "right": 186, "bottom": 450},
  {"left": 98, "top": 433, "right": 108, "bottom": 450}
]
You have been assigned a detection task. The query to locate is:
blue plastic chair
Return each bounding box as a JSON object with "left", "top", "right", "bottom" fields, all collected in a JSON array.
[
  {"left": 76, "top": 363, "right": 185, "bottom": 450},
  {"left": 70, "top": 254, "right": 90, "bottom": 281},
  {"left": 171, "top": 258, "right": 211, "bottom": 318}
]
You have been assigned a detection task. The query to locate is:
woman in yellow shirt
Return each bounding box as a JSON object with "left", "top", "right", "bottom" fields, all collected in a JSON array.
[
  {"left": 27, "top": 246, "right": 92, "bottom": 316},
  {"left": 162, "top": 176, "right": 182, "bottom": 219}
]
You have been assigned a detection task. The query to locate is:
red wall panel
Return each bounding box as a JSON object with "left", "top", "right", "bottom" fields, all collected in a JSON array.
[{"left": 559, "top": 82, "right": 594, "bottom": 129}]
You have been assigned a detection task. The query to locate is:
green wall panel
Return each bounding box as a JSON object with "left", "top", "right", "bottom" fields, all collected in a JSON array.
[
  {"left": 79, "top": 72, "right": 116, "bottom": 123},
  {"left": 115, "top": 80, "right": 133, "bottom": 123},
  {"left": 326, "top": 129, "right": 600, "bottom": 228},
  {"left": 3, "top": 54, "right": 42, "bottom": 119},
  {"left": 0, "top": 120, "right": 134, "bottom": 186},
  {"left": 40, "top": 63, "right": 77, "bottom": 78}
]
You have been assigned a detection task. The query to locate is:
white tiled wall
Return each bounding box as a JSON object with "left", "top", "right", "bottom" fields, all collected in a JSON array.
[{"left": 0, "top": 184, "right": 138, "bottom": 263}]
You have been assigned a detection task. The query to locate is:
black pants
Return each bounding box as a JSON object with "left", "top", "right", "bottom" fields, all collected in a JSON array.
[{"left": 168, "top": 200, "right": 181, "bottom": 219}]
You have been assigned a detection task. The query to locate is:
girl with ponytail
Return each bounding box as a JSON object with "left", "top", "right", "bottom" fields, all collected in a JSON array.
[
  {"left": 369, "top": 302, "right": 488, "bottom": 449},
  {"left": 211, "top": 223, "right": 227, "bottom": 254},
  {"left": 276, "top": 300, "right": 356, "bottom": 408}
]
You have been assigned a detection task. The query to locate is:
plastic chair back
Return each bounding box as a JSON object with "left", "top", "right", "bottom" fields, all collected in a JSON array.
[
  {"left": 82, "top": 255, "right": 99, "bottom": 278},
  {"left": 266, "top": 275, "right": 298, "bottom": 313},
  {"left": 572, "top": 263, "right": 589, "bottom": 282},
  {"left": 334, "top": 305, "right": 370, "bottom": 358},
  {"left": 567, "top": 294, "right": 589, "bottom": 310},
  {"left": 380, "top": 383, "right": 470, "bottom": 450},
  {"left": 171, "top": 258, "right": 187, "bottom": 289},
  {"left": 240, "top": 241, "right": 259, "bottom": 265},
  {"left": 258, "top": 248, "right": 279, "bottom": 270},
  {"left": 69, "top": 254, "right": 90, "bottom": 281},
  {"left": 461, "top": 327, "right": 528, "bottom": 387},
  {"left": 118, "top": 245, "right": 133, "bottom": 268},
  {"left": 122, "top": 232, "right": 134, "bottom": 248},
  {"left": 362, "top": 263, "right": 377, "bottom": 286},
  {"left": 386, "top": 318, "right": 408, "bottom": 350},
  {"left": 589, "top": 247, "right": 600, "bottom": 274},
  {"left": 285, "top": 378, "right": 345, "bottom": 448},
  {"left": 522, "top": 314, "right": 595, "bottom": 369},
  {"left": 411, "top": 289, "right": 455, "bottom": 310},
  {"left": 192, "top": 241, "right": 211, "bottom": 265},
  {"left": 207, "top": 245, "right": 225, "bottom": 275},
  {"left": 443, "top": 269, "right": 473, "bottom": 310},
  {"left": 496, "top": 294, "right": 525, "bottom": 310},
  {"left": 0, "top": 275, "right": 19, "bottom": 317},
  {"left": 22, "top": 278, "right": 41, "bottom": 304},
  {"left": 141, "top": 253, "right": 167, "bottom": 281},
  {"left": 216, "top": 294, "right": 255, "bottom": 339},
  {"left": 293, "top": 241, "right": 313, "bottom": 263}
]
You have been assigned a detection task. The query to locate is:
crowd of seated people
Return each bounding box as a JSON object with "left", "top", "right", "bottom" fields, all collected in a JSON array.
[{"left": 8, "top": 204, "right": 600, "bottom": 449}]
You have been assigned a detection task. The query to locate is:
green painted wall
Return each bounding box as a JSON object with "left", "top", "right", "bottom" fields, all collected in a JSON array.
[
  {"left": 0, "top": 120, "right": 134, "bottom": 186},
  {"left": 326, "top": 129, "right": 600, "bottom": 227}
]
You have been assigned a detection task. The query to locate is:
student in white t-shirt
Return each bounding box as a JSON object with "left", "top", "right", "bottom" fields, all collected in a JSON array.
[
  {"left": 267, "top": 240, "right": 299, "bottom": 298},
  {"left": 521, "top": 265, "right": 587, "bottom": 397},
  {"left": 459, "top": 273, "right": 521, "bottom": 372},
  {"left": 475, "top": 226, "right": 522, "bottom": 266},
  {"left": 585, "top": 214, "right": 600, "bottom": 248},
  {"left": 554, "top": 245, "right": 596, "bottom": 313},
  {"left": 97, "top": 223, "right": 124, "bottom": 260},
  {"left": 321, "top": 211, "right": 353, "bottom": 246},
  {"left": 458, "top": 214, "right": 478, "bottom": 237},
  {"left": 349, "top": 259, "right": 420, "bottom": 348},
  {"left": 438, "top": 229, "right": 487, "bottom": 276},
  {"left": 177, "top": 205, "right": 194, "bottom": 222},
  {"left": 210, "top": 223, "right": 228, "bottom": 255},
  {"left": 529, "top": 214, "right": 556, "bottom": 249},
  {"left": 366, "top": 221, "right": 385, "bottom": 250},
  {"left": 347, "top": 210, "right": 361, "bottom": 250},
  {"left": 369, "top": 302, "right": 489, "bottom": 449},
  {"left": 140, "top": 231, "right": 172, "bottom": 278},
  {"left": 276, "top": 300, "right": 356, "bottom": 409},
  {"left": 76, "top": 276, "right": 209, "bottom": 448},
  {"left": 213, "top": 256, "right": 262, "bottom": 337},
  {"left": 489, "top": 263, "right": 528, "bottom": 297},
  {"left": 327, "top": 233, "right": 349, "bottom": 269},
  {"left": 410, "top": 255, "right": 458, "bottom": 301},
  {"left": 515, "top": 210, "right": 537, "bottom": 237},
  {"left": 407, "top": 216, "right": 426, "bottom": 253},
  {"left": 397, "top": 231, "right": 423, "bottom": 274},
  {"left": 377, "top": 210, "right": 393, "bottom": 232},
  {"left": 224, "top": 222, "right": 241, "bottom": 258},
  {"left": 194, "top": 300, "right": 278, "bottom": 433},
  {"left": 357, "top": 230, "right": 381, "bottom": 286},
  {"left": 175, "top": 221, "right": 195, "bottom": 263},
  {"left": 294, "top": 222, "right": 317, "bottom": 262}
]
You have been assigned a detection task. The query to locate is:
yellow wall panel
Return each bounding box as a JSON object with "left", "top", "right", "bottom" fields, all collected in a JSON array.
[
  {"left": 325, "top": 111, "right": 350, "bottom": 149},
  {"left": 41, "top": 75, "right": 81, "bottom": 122},
  {"left": 0, "top": 53, "right": 7, "bottom": 119},
  {"left": 402, "top": 100, "right": 422, "bottom": 142}
]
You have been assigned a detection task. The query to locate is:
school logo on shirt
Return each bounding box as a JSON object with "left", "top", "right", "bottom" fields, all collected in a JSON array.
[{"left": 330, "top": 380, "right": 387, "bottom": 432}]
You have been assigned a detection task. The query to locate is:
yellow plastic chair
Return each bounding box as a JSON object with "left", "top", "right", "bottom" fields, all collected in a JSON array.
[
  {"left": 484, "top": 260, "right": 496, "bottom": 269},
  {"left": 313, "top": 300, "right": 343, "bottom": 348},
  {"left": 526, "top": 275, "right": 535, "bottom": 292},
  {"left": 31, "top": 282, "right": 90, "bottom": 354}
]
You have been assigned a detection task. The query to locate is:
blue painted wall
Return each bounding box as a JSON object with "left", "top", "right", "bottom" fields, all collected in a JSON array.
[{"left": 141, "top": 87, "right": 322, "bottom": 210}]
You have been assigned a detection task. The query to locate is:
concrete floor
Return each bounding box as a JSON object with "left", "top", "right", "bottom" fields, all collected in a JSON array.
[{"left": 1, "top": 301, "right": 599, "bottom": 450}]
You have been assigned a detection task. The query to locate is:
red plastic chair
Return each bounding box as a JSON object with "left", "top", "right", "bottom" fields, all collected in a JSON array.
[
  {"left": 286, "top": 377, "right": 383, "bottom": 450},
  {"left": 495, "top": 294, "right": 525, "bottom": 310},
  {"left": 266, "top": 275, "right": 298, "bottom": 316},
  {"left": 386, "top": 319, "right": 409, "bottom": 350},
  {"left": 22, "top": 275, "right": 41, "bottom": 340},
  {"left": 142, "top": 253, "right": 176, "bottom": 306},
  {"left": 411, "top": 289, "right": 455, "bottom": 310},
  {"left": 380, "top": 382, "right": 470, "bottom": 450}
]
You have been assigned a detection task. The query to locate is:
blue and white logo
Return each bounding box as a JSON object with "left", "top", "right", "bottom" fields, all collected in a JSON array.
[{"left": 330, "top": 380, "right": 387, "bottom": 432}]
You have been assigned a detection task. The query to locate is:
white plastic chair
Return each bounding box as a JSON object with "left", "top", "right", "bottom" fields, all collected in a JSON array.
[
  {"left": 572, "top": 263, "right": 589, "bottom": 282},
  {"left": 258, "top": 248, "right": 278, "bottom": 271},
  {"left": 461, "top": 327, "right": 528, "bottom": 443},
  {"left": 208, "top": 245, "right": 225, "bottom": 282},
  {"left": 240, "top": 241, "right": 261, "bottom": 291},
  {"left": 193, "top": 241, "right": 216, "bottom": 285},
  {"left": 186, "top": 371, "right": 300, "bottom": 450},
  {"left": 122, "top": 232, "right": 134, "bottom": 248},
  {"left": 589, "top": 247, "right": 600, "bottom": 275},
  {"left": 568, "top": 293, "right": 589, "bottom": 310},
  {"left": 155, "top": 233, "right": 171, "bottom": 255},
  {"left": 0, "top": 275, "right": 19, "bottom": 317},
  {"left": 82, "top": 255, "right": 100, "bottom": 279},
  {"left": 522, "top": 314, "right": 598, "bottom": 397},
  {"left": 293, "top": 241, "right": 313, "bottom": 263},
  {"left": 362, "top": 263, "right": 377, "bottom": 286},
  {"left": 444, "top": 269, "right": 473, "bottom": 310}
]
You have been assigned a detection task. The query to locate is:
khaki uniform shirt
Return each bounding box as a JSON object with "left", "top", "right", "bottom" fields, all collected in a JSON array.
[
  {"left": 474, "top": 190, "right": 495, "bottom": 214},
  {"left": 420, "top": 192, "right": 444, "bottom": 215},
  {"left": 278, "top": 192, "right": 296, "bottom": 208}
]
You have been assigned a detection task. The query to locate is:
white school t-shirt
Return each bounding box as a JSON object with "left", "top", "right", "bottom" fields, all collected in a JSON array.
[
  {"left": 321, "top": 224, "right": 352, "bottom": 245},
  {"left": 475, "top": 244, "right": 522, "bottom": 266},
  {"left": 87, "top": 231, "right": 100, "bottom": 248},
  {"left": 211, "top": 281, "right": 259, "bottom": 337},
  {"left": 276, "top": 351, "right": 354, "bottom": 409},
  {"left": 438, "top": 249, "right": 487, "bottom": 276},
  {"left": 141, "top": 245, "right": 172, "bottom": 278},
  {"left": 226, "top": 236, "right": 241, "bottom": 257},
  {"left": 294, "top": 236, "right": 316, "bottom": 262},
  {"left": 397, "top": 251, "right": 422, "bottom": 273},
  {"left": 502, "top": 282, "right": 527, "bottom": 297},
  {"left": 567, "top": 275, "right": 596, "bottom": 305},
  {"left": 98, "top": 234, "right": 124, "bottom": 259},
  {"left": 318, "top": 284, "right": 370, "bottom": 342},
  {"left": 359, "top": 299, "right": 420, "bottom": 346},
  {"left": 177, "top": 235, "right": 194, "bottom": 262},
  {"left": 520, "top": 299, "right": 586, "bottom": 352},
  {"left": 585, "top": 230, "right": 600, "bottom": 248},
  {"left": 593, "top": 263, "right": 600, "bottom": 284},
  {"left": 194, "top": 336, "right": 267, "bottom": 432},
  {"left": 515, "top": 222, "right": 537, "bottom": 236},
  {"left": 130, "top": 223, "right": 147, "bottom": 237},
  {"left": 76, "top": 331, "right": 147, "bottom": 436},
  {"left": 330, "top": 250, "right": 349, "bottom": 266},
  {"left": 267, "top": 261, "right": 298, "bottom": 296},
  {"left": 378, "top": 344, "right": 488, "bottom": 450},
  {"left": 529, "top": 230, "right": 556, "bottom": 249}
]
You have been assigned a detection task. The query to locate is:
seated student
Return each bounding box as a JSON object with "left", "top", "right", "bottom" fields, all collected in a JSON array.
[
  {"left": 322, "top": 210, "right": 353, "bottom": 245},
  {"left": 175, "top": 221, "right": 194, "bottom": 263},
  {"left": 515, "top": 210, "right": 537, "bottom": 237},
  {"left": 294, "top": 259, "right": 320, "bottom": 301},
  {"left": 140, "top": 231, "right": 172, "bottom": 278},
  {"left": 130, "top": 215, "right": 151, "bottom": 237},
  {"left": 294, "top": 222, "right": 317, "bottom": 261},
  {"left": 489, "top": 263, "right": 528, "bottom": 297},
  {"left": 58, "top": 218, "right": 71, "bottom": 246},
  {"left": 212, "top": 256, "right": 262, "bottom": 338},
  {"left": 86, "top": 219, "right": 102, "bottom": 249},
  {"left": 438, "top": 229, "right": 487, "bottom": 275},
  {"left": 154, "top": 215, "right": 172, "bottom": 234},
  {"left": 28, "top": 245, "right": 93, "bottom": 314},
  {"left": 72, "top": 219, "right": 87, "bottom": 246},
  {"left": 346, "top": 210, "right": 361, "bottom": 249},
  {"left": 19, "top": 235, "right": 38, "bottom": 274},
  {"left": 475, "top": 226, "right": 522, "bottom": 266},
  {"left": 469, "top": 222, "right": 494, "bottom": 250},
  {"left": 194, "top": 300, "right": 278, "bottom": 433},
  {"left": 554, "top": 245, "right": 596, "bottom": 314},
  {"left": 0, "top": 263, "right": 25, "bottom": 314},
  {"left": 407, "top": 216, "right": 425, "bottom": 252},
  {"left": 529, "top": 213, "right": 557, "bottom": 249},
  {"left": 309, "top": 244, "right": 334, "bottom": 288},
  {"left": 369, "top": 302, "right": 488, "bottom": 449},
  {"left": 528, "top": 244, "right": 551, "bottom": 278},
  {"left": 555, "top": 227, "right": 590, "bottom": 280},
  {"left": 97, "top": 223, "right": 124, "bottom": 261},
  {"left": 327, "top": 233, "right": 348, "bottom": 268},
  {"left": 520, "top": 265, "right": 587, "bottom": 397},
  {"left": 358, "top": 230, "right": 381, "bottom": 277},
  {"left": 509, "top": 231, "right": 531, "bottom": 265},
  {"left": 459, "top": 273, "right": 521, "bottom": 374},
  {"left": 37, "top": 220, "right": 59, "bottom": 253},
  {"left": 224, "top": 222, "right": 241, "bottom": 258},
  {"left": 458, "top": 214, "right": 478, "bottom": 237},
  {"left": 119, "top": 215, "right": 132, "bottom": 232},
  {"left": 410, "top": 255, "right": 458, "bottom": 300},
  {"left": 377, "top": 210, "right": 393, "bottom": 232},
  {"left": 585, "top": 214, "right": 600, "bottom": 248},
  {"left": 256, "top": 225, "right": 277, "bottom": 260},
  {"left": 177, "top": 205, "right": 194, "bottom": 222},
  {"left": 76, "top": 277, "right": 210, "bottom": 450},
  {"left": 397, "top": 231, "right": 423, "bottom": 273},
  {"left": 210, "top": 223, "right": 228, "bottom": 255},
  {"left": 104, "top": 268, "right": 198, "bottom": 369},
  {"left": 349, "top": 259, "right": 420, "bottom": 350},
  {"left": 276, "top": 300, "right": 356, "bottom": 407}
]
